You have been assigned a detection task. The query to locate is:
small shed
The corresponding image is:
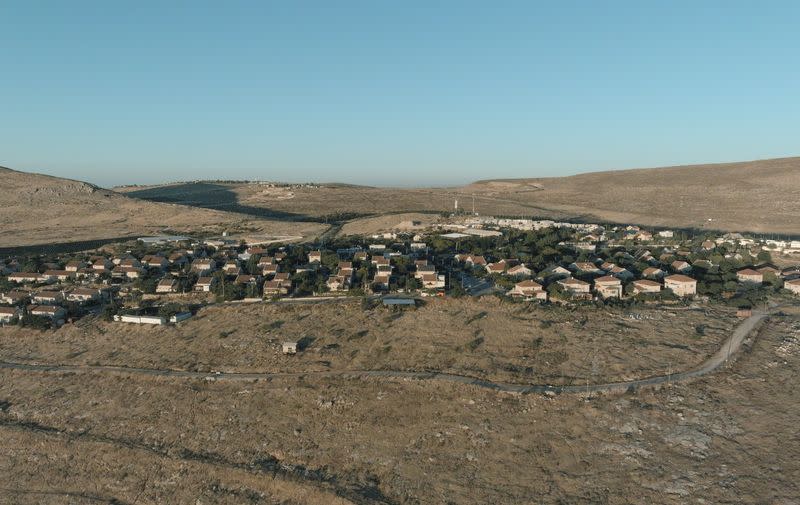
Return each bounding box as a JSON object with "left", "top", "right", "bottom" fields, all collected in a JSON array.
[
  {"left": 736, "top": 308, "right": 752, "bottom": 318},
  {"left": 282, "top": 341, "right": 297, "bottom": 355},
  {"left": 382, "top": 297, "right": 416, "bottom": 307}
]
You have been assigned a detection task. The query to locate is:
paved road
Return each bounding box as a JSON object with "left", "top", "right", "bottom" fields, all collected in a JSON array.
[{"left": 0, "top": 309, "right": 771, "bottom": 395}]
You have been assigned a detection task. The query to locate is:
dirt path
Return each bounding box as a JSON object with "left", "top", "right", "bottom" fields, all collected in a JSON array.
[{"left": 0, "top": 310, "right": 771, "bottom": 394}]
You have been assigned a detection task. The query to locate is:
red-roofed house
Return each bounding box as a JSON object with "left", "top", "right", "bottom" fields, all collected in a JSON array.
[
  {"left": 664, "top": 274, "right": 697, "bottom": 297},
  {"left": 736, "top": 269, "right": 763, "bottom": 284},
  {"left": 508, "top": 280, "right": 547, "bottom": 300},
  {"left": 632, "top": 279, "right": 662, "bottom": 295},
  {"left": 594, "top": 276, "right": 622, "bottom": 299}
]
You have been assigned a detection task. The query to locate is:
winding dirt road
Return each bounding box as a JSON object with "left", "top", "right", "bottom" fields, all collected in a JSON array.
[{"left": 0, "top": 309, "right": 770, "bottom": 394}]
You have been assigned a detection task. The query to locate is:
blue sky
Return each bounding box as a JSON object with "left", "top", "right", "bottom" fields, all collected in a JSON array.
[{"left": 1, "top": 1, "right": 799, "bottom": 187}]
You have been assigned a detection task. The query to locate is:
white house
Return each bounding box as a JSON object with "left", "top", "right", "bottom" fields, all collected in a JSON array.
[
  {"left": 0, "top": 307, "right": 21, "bottom": 323},
  {"left": 632, "top": 279, "right": 662, "bottom": 295},
  {"left": 594, "top": 276, "right": 622, "bottom": 299},
  {"left": 508, "top": 280, "right": 547, "bottom": 300},
  {"left": 664, "top": 274, "right": 697, "bottom": 297}
]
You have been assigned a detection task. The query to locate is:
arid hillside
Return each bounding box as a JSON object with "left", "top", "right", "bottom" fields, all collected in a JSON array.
[
  {"left": 0, "top": 167, "right": 326, "bottom": 247},
  {"left": 118, "top": 157, "right": 800, "bottom": 235},
  {"left": 461, "top": 157, "right": 800, "bottom": 234}
]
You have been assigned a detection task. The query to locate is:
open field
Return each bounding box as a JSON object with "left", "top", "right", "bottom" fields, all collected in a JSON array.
[
  {"left": 1, "top": 307, "right": 798, "bottom": 504},
  {"left": 337, "top": 213, "right": 444, "bottom": 237},
  {"left": 118, "top": 182, "right": 573, "bottom": 224},
  {"left": 0, "top": 167, "right": 327, "bottom": 247},
  {"left": 0, "top": 298, "right": 737, "bottom": 386}
]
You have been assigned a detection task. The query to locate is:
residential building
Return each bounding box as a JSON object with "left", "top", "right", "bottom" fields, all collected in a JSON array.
[
  {"left": 570, "top": 262, "right": 601, "bottom": 275},
  {"left": 414, "top": 264, "right": 436, "bottom": 279},
  {"left": 642, "top": 267, "right": 665, "bottom": 279},
  {"left": 235, "top": 274, "right": 259, "bottom": 286},
  {"left": 671, "top": 260, "right": 691, "bottom": 273},
  {"left": 506, "top": 264, "right": 533, "bottom": 277},
  {"left": 194, "top": 276, "right": 217, "bottom": 292},
  {"left": 664, "top": 274, "right": 697, "bottom": 297},
  {"left": 112, "top": 266, "right": 142, "bottom": 279},
  {"left": 609, "top": 266, "right": 634, "bottom": 281},
  {"left": 421, "top": 273, "right": 446, "bottom": 289},
  {"left": 785, "top": 279, "right": 800, "bottom": 295},
  {"left": 66, "top": 287, "right": 102, "bottom": 303},
  {"left": 43, "top": 270, "right": 72, "bottom": 281},
  {"left": 8, "top": 272, "right": 44, "bottom": 283},
  {"left": 757, "top": 266, "right": 781, "bottom": 278},
  {"left": 168, "top": 252, "right": 189, "bottom": 266},
  {"left": 508, "top": 280, "right": 547, "bottom": 300},
  {"left": 262, "top": 264, "right": 279, "bottom": 276},
  {"left": 326, "top": 275, "right": 349, "bottom": 292},
  {"left": 32, "top": 291, "right": 64, "bottom": 305},
  {"left": 0, "top": 290, "right": 29, "bottom": 305},
  {"left": 594, "top": 276, "right": 622, "bottom": 299},
  {"left": 29, "top": 305, "right": 67, "bottom": 320},
  {"left": 140, "top": 255, "right": 167, "bottom": 269},
  {"left": 372, "top": 256, "right": 390, "bottom": 267},
  {"left": 0, "top": 306, "right": 21, "bottom": 323},
  {"left": 736, "top": 269, "right": 763, "bottom": 284},
  {"left": 191, "top": 259, "right": 216, "bottom": 275},
  {"left": 338, "top": 262, "right": 354, "bottom": 278},
  {"left": 117, "top": 258, "right": 141, "bottom": 268},
  {"left": 463, "top": 255, "right": 487, "bottom": 267},
  {"left": 632, "top": 279, "right": 662, "bottom": 295},
  {"left": 486, "top": 260, "right": 506, "bottom": 274},
  {"left": 557, "top": 277, "right": 591, "bottom": 298},
  {"left": 263, "top": 280, "right": 289, "bottom": 296},
  {"left": 156, "top": 278, "right": 177, "bottom": 293},
  {"left": 65, "top": 260, "right": 86, "bottom": 272},
  {"left": 223, "top": 261, "right": 242, "bottom": 275},
  {"left": 308, "top": 251, "right": 322, "bottom": 263},
  {"left": 372, "top": 272, "right": 390, "bottom": 290}
]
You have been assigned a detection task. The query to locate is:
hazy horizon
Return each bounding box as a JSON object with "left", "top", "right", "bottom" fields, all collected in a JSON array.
[
  {"left": 3, "top": 1, "right": 800, "bottom": 187},
  {"left": 4, "top": 153, "right": 800, "bottom": 190}
]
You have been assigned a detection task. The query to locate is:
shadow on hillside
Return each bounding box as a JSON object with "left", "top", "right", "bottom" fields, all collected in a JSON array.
[{"left": 125, "top": 183, "right": 323, "bottom": 222}]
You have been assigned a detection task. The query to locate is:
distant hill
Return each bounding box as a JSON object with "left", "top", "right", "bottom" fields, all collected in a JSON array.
[
  {"left": 460, "top": 157, "right": 800, "bottom": 234},
  {"left": 4, "top": 155, "right": 797, "bottom": 248},
  {"left": 0, "top": 167, "right": 324, "bottom": 247}
]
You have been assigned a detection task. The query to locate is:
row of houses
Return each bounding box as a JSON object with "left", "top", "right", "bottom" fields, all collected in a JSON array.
[{"left": 508, "top": 273, "right": 698, "bottom": 302}]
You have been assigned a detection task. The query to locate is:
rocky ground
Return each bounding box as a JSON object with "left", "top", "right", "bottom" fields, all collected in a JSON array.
[
  {"left": 0, "top": 311, "right": 798, "bottom": 504},
  {"left": 0, "top": 297, "right": 735, "bottom": 385}
]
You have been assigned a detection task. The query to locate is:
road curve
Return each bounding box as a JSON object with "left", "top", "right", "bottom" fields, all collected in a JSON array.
[{"left": 0, "top": 310, "right": 770, "bottom": 395}]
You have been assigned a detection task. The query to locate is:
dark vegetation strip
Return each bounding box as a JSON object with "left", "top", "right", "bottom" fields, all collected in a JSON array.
[{"left": 0, "top": 236, "right": 135, "bottom": 257}]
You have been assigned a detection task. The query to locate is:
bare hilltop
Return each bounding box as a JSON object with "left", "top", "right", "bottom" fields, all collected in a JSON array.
[
  {"left": 0, "top": 167, "right": 324, "bottom": 248},
  {"left": 461, "top": 156, "right": 800, "bottom": 234},
  {"left": 2, "top": 156, "right": 798, "bottom": 248}
]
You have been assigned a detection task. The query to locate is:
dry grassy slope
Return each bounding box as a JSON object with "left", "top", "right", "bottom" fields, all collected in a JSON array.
[
  {"left": 0, "top": 167, "right": 325, "bottom": 247},
  {"left": 461, "top": 157, "right": 800, "bottom": 233}
]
